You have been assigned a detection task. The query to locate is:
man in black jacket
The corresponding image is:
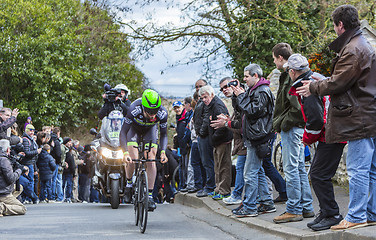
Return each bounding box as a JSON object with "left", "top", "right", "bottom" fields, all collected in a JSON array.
[
  {"left": 98, "top": 84, "right": 131, "bottom": 120},
  {"left": 62, "top": 137, "right": 76, "bottom": 203},
  {"left": 0, "top": 107, "right": 21, "bottom": 145},
  {"left": 50, "top": 127, "right": 62, "bottom": 202},
  {"left": 193, "top": 79, "right": 216, "bottom": 198},
  {"left": 231, "top": 63, "right": 276, "bottom": 218},
  {"left": 199, "top": 85, "right": 233, "bottom": 200},
  {"left": 0, "top": 139, "right": 27, "bottom": 216}
]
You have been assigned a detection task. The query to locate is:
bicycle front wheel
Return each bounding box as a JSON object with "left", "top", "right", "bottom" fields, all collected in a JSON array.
[
  {"left": 138, "top": 171, "right": 148, "bottom": 233},
  {"left": 133, "top": 176, "right": 139, "bottom": 226}
]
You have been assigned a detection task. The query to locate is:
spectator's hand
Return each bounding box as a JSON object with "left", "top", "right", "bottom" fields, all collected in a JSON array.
[
  {"left": 79, "top": 160, "right": 84, "bottom": 165},
  {"left": 296, "top": 80, "right": 312, "bottom": 97},
  {"left": 11, "top": 108, "right": 19, "bottom": 118},
  {"left": 24, "top": 166, "right": 29, "bottom": 175},
  {"left": 210, "top": 118, "right": 226, "bottom": 129},
  {"left": 34, "top": 171, "right": 38, "bottom": 176},
  {"left": 50, "top": 141, "right": 55, "bottom": 147},
  {"left": 65, "top": 162, "right": 68, "bottom": 168},
  {"left": 123, "top": 152, "right": 132, "bottom": 164},
  {"left": 217, "top": 113, "right": 230, "bottom": 121},
  {"left": 231, "top": 84, "right": 245, "bottom": 96},
  {"left": 102, "top": 93, "right": 107, "bottom": 99},
  {"left": 19, "top": 136, "right": 23, "bottom": 143},
  {"left": 37, "top": 148, "right": 42, "bottom": 154},
  {"left": 160, "top": 151, "right": 168, "bottom": 164},
  {"left": 19, "top": 152, "right": 25, "bottom": 156}
]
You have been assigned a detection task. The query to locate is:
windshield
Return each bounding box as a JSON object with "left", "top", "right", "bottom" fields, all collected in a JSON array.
[{"left": 100, "top": 110, "right": 124, "bottom": 148}]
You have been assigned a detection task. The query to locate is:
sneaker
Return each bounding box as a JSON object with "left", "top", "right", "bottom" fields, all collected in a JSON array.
[
  {"left": 180, "top": 187, "right": 189, "bottom": 193},
  {"left": 257, "top": 204, "right": 276, "bottom": 214},
  {"left": 232, "top": 202, "right": 243, "bottom": 214},
  {"left": 66, "top": 199, "right": 72, "bottom": 204},
  {"left": 212, "top": 193, "right": 230, "bottom": 200},
  {"left": 303, "top": 211, "right": 315, "bottom": 218},
  {"left": 307, "top": 211, "right": 325, "bottom": 228},
  {"left": 233, "top": 207, "right": 258, "bottom": 218},
  {"left": 188, "top": 187, "right": 200, "bottom": 194},
  {"left": 273, "top": 212, "right": 303, "bottom": 223},
  {"left": 223, "top": 195, "right": 242, "bottom": 205},
  {"left": 367, "top": 220, "right": 376, "bottom": 226},
  {"left": 48, "top": 200, "right": 56, "bottom": 203},
  {"left": 330, "top": 219, "right": 367, "bottom": 231},
  {"left": 311, "top": 215, "right": 343, "bottom": 231},
  {"left": 40, "top": 200, "right": 48, "bottom": 204},
  {"left": 33, "top": 199, "right": 40, "bottom": 204},
  {"left": 196, "top": 190, "right": 208, "bottom": 198},
  {"left": 207, "top": 191, "right": 216, "bottom": 197},
  {"left": 148, "top": 197, "right": 157, "bottom": 211},
  {"left": 55, "top": 200, "right": 63, "bottom": 203},
  {"left": 273, "top": 195, "right": 288, "bottom": 203}
]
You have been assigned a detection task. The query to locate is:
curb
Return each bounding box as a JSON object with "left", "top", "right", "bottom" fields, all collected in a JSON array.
[{"left": 175, "top": 193, "right": 372, "bottom": 240}]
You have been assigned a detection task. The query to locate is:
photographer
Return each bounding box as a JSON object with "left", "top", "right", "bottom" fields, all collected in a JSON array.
[
  {"left": 97, "top": 83, "right": 131, "bottom": 120},
  {"left": 0, "top": 107, "right": 21, "bottom": 145},
  {"left": 0, "top": 139, "right": 28, "bottom": 216}
]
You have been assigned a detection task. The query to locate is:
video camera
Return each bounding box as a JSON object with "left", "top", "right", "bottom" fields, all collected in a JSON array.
[{"left": 104, "top": 83, "right": 121, "bottom": 103}]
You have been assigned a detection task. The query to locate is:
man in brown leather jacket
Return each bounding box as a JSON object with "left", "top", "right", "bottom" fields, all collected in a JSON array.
[{"left": 297, "top": 5, "right": 376, "bottom": 231}]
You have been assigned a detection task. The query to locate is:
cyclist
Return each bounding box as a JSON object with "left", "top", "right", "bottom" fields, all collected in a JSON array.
[{"left": 120, "top": 89, "right": 168, "bottom": 211}]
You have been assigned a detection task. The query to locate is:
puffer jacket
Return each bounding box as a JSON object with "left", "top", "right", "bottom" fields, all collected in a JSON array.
[
  {"left": 37, "top": 150, "right": 56, "bottom": 181},
  {"left": 0, "top": 152, "right": 22, "bottom": 196},
  {"left": 236, "top": 78, "right": 274, "bottom": 143},
  {"left": 309, "top": 27, "right": 376, "bottom": 143},
  {"left": 21, "top": 133, "right": 39, "bottom": 166},
  {"left": 273, "top": 71, "right": 305, "bottom": 132}
]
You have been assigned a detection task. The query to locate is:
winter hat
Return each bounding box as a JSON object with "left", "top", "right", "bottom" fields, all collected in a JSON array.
[{"left": 63, "top": 137, "right": 72, "bottom": 145}]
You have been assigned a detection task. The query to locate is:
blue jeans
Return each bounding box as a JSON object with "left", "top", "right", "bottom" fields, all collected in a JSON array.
[
  {"left": 51, "top": 167, "right": 58, "bottom": 199},
  {"left": 56, "top": 173, "right": 64, "bottom": 201},
  {"left": 19, "top": 174, "right": 38, "bottom": 202},
  {"left": 232, "top": 155, "right": 246, "bottom": 200},
  {"left": 243, "top": 141, "right": 273, "bottom": 212},
  {"left": 62, "top": 174, "right": 73, "bottom": 200},
  {"left": 198, "top": 136, "right": 215, "bottom": 192},
  {"left": 346, "top": 137, "right": 376, "bottom": 223},
  {"left": 281, "top": 127, "right": 314, "bottom": 214},
  {"left": 90, "top": 186, "right": 99, "bottom": 203},
  {"left": 190, "top": 141, "right": 204, "bottom": 189},
  {"left": 40, "top": 179, "right": 53, "bottom": 200}
]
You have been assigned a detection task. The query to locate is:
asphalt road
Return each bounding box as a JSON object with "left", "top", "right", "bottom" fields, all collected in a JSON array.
[{"left": 0, "top": 202, "right": 282, "bottom": 240}]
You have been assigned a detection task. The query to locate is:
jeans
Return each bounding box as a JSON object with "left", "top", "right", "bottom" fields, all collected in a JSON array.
[
  {"left": 345, "top": 137, "right": 376, "bottom": 223},
  {"left": 198, "top": 136, "right": 215, "bottom": 192},
  {"left": 281, "top": 127, "right": 314, "bottom": 215},
  {"left": 78, "top": 174, "right": 91, "bottom": 202},
  {"left": 51, "top": 167, "right": 58, "bottom": 199},
  {"left": 186, "top": 151, "right": 195, "bottom": 189},
  {"left": 56, "top": 173, "right": 64, "bottom": 201},
  {"left": 19, "top": 174, "right": 38, "bottom": 202},
  {"left": 243, "top": 141, "right": 273, "bottom": 212},
  {"left": 232, "top": 155, "right": 246, "bottom": 199},
  {"left": 90, "top": 186, "right": 99, "bottom": 203},
  {"left": 40, "top": 179, "right": 53, "bottom": 201},
  {"left": 62, "top": 174, "right": 73, "bottom": 200},
  {"left": 190, "top": 141, "right": 205, "bottom": 189}
]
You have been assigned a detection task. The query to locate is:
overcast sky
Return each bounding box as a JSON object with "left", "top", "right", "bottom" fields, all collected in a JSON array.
[{"left": 118, "top": 1, "right": 232, "bottom": 98}]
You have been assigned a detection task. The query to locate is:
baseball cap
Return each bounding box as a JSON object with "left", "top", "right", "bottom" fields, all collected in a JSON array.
[
  {"left": 25, "top": 124, "right": 35, "bottom": 132},
  {"left": 172, "top": 101, "right": 183, "bottom": 108},
  {"left": 283, "top": 53, "right": 309, "bottom": 71}
]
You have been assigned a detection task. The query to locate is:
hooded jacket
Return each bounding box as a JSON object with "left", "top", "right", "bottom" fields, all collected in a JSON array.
[
  {"left": 37, "top": 150, "right": 56, "bottom": 181},
  {"left": 236, "top": 78, "right": 274, "bottom": 144},
  {"left": 309, "top": 27, "right": 376, "bottom": 143}
]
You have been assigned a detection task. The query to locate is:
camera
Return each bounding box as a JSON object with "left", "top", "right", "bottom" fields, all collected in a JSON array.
[
  {"left": 227, "top": 80, "right": 238, "bottom": 87},
  {"left": 104, "top": 83, "right": 122, "bottom": 103}
]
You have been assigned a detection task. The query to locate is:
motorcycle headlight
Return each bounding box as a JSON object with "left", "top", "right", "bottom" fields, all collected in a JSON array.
[
  {"left": 113, "top": 150, "right": 123, "bottom": 159},
  {"left": 101, "top": 148, "right": 112, "bottom": 159}
]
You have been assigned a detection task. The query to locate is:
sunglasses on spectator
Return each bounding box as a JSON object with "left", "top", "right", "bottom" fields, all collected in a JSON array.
[{"left": 220, "top": 85, "right": 229, "bottom": 92}]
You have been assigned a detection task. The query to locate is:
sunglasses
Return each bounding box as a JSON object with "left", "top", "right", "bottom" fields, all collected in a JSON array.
[{"left": 220, "top": 85, "right": 229, "bottom": 92}]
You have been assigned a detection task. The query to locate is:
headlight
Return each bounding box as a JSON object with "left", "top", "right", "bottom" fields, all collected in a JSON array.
[
  {"left": 101, "top": 148, "right": 123, "bottom": 159},
  {"left": 101, "top": 148, "right": 112, "bottom": 159}
]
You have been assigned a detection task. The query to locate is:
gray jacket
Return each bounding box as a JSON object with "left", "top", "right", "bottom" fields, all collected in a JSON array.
[{"left": 0, "top": 152, "right": 22, "bottom": 196}]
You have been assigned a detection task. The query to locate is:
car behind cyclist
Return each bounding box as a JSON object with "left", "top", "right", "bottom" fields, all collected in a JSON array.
[{"left": 120, "top": 89, "right": 168, "bottom": 211}]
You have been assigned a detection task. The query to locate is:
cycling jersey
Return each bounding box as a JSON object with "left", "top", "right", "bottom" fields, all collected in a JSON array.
[{"left": 120, "top": 98, "right": 168, "bottom": 151}]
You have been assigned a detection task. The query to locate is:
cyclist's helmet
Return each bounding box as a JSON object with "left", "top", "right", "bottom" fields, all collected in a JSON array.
[
  {"left": 114, "top": 84, "right": 130, "bottom": 98},
  {"left": 142, "top": 89, "right": 161, "bottom": 115}
]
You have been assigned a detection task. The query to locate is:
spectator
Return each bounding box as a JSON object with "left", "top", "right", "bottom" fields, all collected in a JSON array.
[
  {"left": 229, "top": 63, "right": 275, "bottom": 217},
  {"left": 0, "top": 107, "right": 20, "bottom": 145},
  {"left": 98, "top": 83, "right": 131, "bottom": 120},
  {"left": 36, "top": 132, "right": 56, "bottom": 203},
  {"left": 0, "top": 139, "right": 27, "bottom": 216},
  {"left": 20, "top": 124, "right": 41, "bottom": 204},
  {"left": 194, "top": 79, "right": 216, "bottom": 198},
  {"left": 78, "top": 145, "right": 92, "bottom": 203},
  {"left": 71, "top": 140, "right": 84, "bottom": 203},
  {"left": 271, "top": 43, "right": 314, "bottom": 223},
  {"left": 297, "top": 5, "right": 376, "bottom": 230},
  {"left": 287, "top": 53, "right": 346, "bottom": 231},
  {"left": 199, "top": 85, "right": 233, "bottom": 200},
  {"left": 50, "top": 127, "right": 63, "bottom": 202},
  {"left": 23, "top": 116, "right": 32, "bottom": 132},
  {"left": 62, "top": 137, "right": 75, "bottom": 203},
  {"left": 211, "top": 77, "right": 247, "bottom": 205}
]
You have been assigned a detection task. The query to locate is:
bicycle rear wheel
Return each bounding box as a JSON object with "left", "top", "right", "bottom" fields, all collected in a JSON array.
[{"left": 138, "top": 171, "right": 148, "bottom": 233}]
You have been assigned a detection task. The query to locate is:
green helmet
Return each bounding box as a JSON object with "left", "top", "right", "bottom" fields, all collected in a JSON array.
[{"left": 142, "top": 89, "right": 161, "bottom": 114}]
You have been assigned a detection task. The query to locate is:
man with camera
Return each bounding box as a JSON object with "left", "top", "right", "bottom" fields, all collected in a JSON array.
[
  {"left": 0, "top": 107, "right": 21, "bottom": 145},
  {"left": 0, "top": 139, "right": 28, "bottom": 216},
  {"left": 98, "top": 83, "right": 131, "bottom": 120}
]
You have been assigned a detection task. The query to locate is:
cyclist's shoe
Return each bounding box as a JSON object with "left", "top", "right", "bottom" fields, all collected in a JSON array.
[
  {"left": 124, "top": 187, "right": 132, "bottom": 203},
  {"left": 148, "top": 197, "right": 157, "bottom": 212}
]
